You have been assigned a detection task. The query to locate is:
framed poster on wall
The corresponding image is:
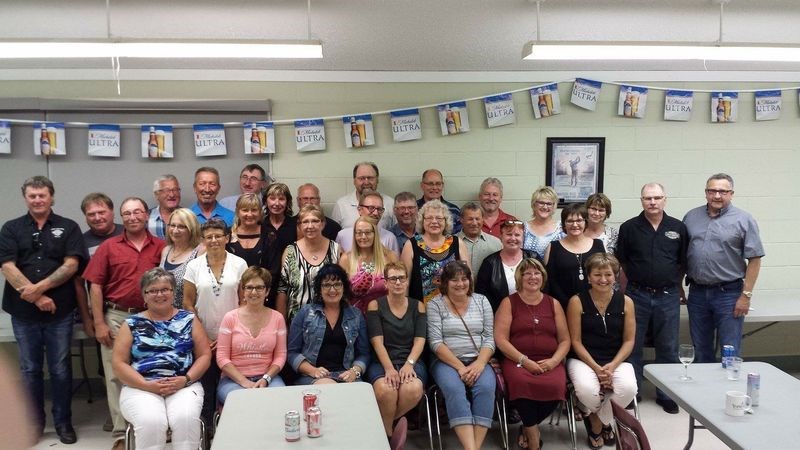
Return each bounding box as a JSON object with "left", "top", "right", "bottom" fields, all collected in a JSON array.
[{"left": 545, "top": 137, "right": 605, "bottom": 206}]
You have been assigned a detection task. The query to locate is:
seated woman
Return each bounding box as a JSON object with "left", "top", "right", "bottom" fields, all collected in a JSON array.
[
  {"left": 339, "top": 217, "right": 397, "bottom": 314},
  {"left": 427, "top": 260, "right": 495, "bottom": 450},
  {"left": 216, "top": 266, "right": 287, "bottom": 405},
  {"left": 366, "top": 261, "right": 427, "bottom": 439},
  {"left": 475, "top": 219, "right": 535, "bottom": 312},
  {"left": 494, "top": 258, "right": 569, "bottom": 450},
  {"left": 287, "top": 263, "right": 370, "bottom": 385},
  {"left": 566, "top": 253, "right": 636, "bottom": 450},
  {"left": 112, "top": 268, "right": 211, "bottom": 450}
]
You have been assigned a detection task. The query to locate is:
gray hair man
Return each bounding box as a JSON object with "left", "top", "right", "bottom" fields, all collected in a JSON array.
[{"left": 148, "top": 174, "right": 181, "bottom": 239}]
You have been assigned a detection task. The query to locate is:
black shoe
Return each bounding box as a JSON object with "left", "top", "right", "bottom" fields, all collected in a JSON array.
[
  {"left": 636, "top": 394, "right": 642, "bottom": 403},
  {"left": 55, "top": 424, "right": 77, "bottom": 444},
  {"left": 656, "top": 397, "right": 679, "bottom": 414}
]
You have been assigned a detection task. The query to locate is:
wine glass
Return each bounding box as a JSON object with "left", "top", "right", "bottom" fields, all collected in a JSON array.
[{"left": 679, "top": 344, "right": 695, "bottom": 381}]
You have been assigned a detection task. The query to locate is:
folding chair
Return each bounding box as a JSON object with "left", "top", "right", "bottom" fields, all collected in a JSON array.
[{"left": 611, "top": 400, "right": 651, "bottom": 450}]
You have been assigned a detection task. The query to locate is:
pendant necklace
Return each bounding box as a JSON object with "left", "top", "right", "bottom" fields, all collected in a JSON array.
[
  {"left": 207, "top": 256, "right": 226, "bottom": 296},
  {"left": 576, "top": 253, "right": 584, "bottom": 281}
]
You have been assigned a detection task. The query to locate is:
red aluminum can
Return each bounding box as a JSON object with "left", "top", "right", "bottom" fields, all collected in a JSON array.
[
  {"left": 303, "top": 392, "right": 318, "bottom": 421},
  {"left": 284, "top": 410, "right": 301, "bottom": 442},
  {"left": 306, "top": 406, "right": 322, "bottom": 438}
]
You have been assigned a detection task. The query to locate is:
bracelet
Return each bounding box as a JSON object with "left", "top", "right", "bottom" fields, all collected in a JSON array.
[
  {"left": 516, "top": 355, "right": 528, "bottom": 368},
  {"left": 262, "top": 374, "right": 272, "bottom": 385},
  {"left": 350, "top": 367, "right": 362, "bottom": 378},
  {"left": 406, "top": 358, "right": 415, "bottom": 366}
]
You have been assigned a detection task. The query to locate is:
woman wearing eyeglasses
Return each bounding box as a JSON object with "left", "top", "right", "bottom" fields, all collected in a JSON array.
[
  {"left": 216, "top": 267, "right": 286, "bottom": 405},
  {"left": 338, "top": 217, "right": 397, "bottom": 314},
  {"left": 287, "top": 264, "right": 370, "bottom": 385},
  {"left": 365, "top": 261, "right": 427, "bottom": 439},
  {"left": 475, "top": 219, "right": 536, "bottom": 312},
  {"left": 583, "top": 193, "right": 618, "bottom": 254},
  {"left": 544, "top": 204, "right": 605, "bottom": 311},
  {"left": 160, "top": 208, "right": 204, "bottom": 308},
  {"left": 401, "top": 200, "right": 469, "bottom": 304},
  {"left": 522, "top": 186, "right": 565, "bottom": 261}
]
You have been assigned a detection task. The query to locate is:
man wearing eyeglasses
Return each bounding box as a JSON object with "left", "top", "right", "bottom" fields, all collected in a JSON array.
[
  {"left": 683, "top": 173, "right": 764, "bottom": 365},
  {"left": 0, "top": 176, "right": 87, "bottom": 445},
  {"left": 331, "top": 161, "right": 395, "bottom": 229},
  {"left": 147, "top": 174, "right": 181, "bottom": 239},
  {"left": 296, "top": 182, "right": 341, "bottom": 240},
  {"left": 335, "top": 190, "right": 399, "bottom": 254},
  {"left": 417, "top": 169, "right": 462, "bottom": 234},
  {"left": 219, "top": 164, "right": 270, "bottom": 212},
  {"left": 616, "top": 183, "right": 688, "bottom": 414},
  {"left": 82, "top": 197, "right": 165, "bottom": 450},
  {"left": 390, "top": 191, "right": 419, "bottom": 251}
]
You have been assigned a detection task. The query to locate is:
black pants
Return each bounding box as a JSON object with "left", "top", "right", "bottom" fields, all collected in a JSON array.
[{"left": 512, "top": 398, "right": 560, "bottom": 427}]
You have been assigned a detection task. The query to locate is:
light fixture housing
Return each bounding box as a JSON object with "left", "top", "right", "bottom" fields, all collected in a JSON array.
[
  {"left": 523, "top": 41, "right": 800, "bottom": 62},
  {"left": 0, "top": 39, "right": 323, "bottom": 59}
]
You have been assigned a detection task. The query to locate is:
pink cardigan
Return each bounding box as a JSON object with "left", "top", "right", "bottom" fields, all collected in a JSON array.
[{"left": 216, "top": 308, "right": 287, "bottom": 377}]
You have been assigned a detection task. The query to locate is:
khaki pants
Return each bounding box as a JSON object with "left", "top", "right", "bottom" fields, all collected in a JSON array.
[{"left": 100, "top": 308, "right": 131, "bottom": 440}]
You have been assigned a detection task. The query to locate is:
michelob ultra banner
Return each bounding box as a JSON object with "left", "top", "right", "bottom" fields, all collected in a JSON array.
[
  {"left": 618, "top": 85, "right": 648, "bottom": 119},
  {"left": 711, "top": 92, "right": 738, "bottom": 123},
  {"left": 664, "top": 90, "right": 694, "bottom": 121},
  {"left": 194, "top": 124, "right": 227, "bottom": 157},
  {"left": 484, "top": 93, "right": 515, "bottom": 128},
  {"left": 438, "top": 102, "right": 470, "bottom": 136},
  {"left": 87, "top": 124, "right": 121, "bottom": 157},
  {"left": 244, "top": 122, "right": 275, "bottom": 154},
  {"left": 754, "top": 90, "right": 781, "bottom": 121},
  {"left": 141, "top": 125, "right": 173, "bottom": 159},
  {"left": 343, "top": 114, "right": 375, "bottom": 148},
  {"left": 34, "top": 122, "right": 66, "bottom": 156},
  {"left": 570, "top": 78, "right": 602, "bottom": 111},
  {"left": 0, "top": 121, "right": 10, "bottom": 154},
  {"left": 295, "top": 119, "right": 326, "bottom": 152},
  {"left": 390, "top": 109, "right": 422, "bottom": 142},
  {"left": 530, "top": 83, "right": 561, "bottom": 119}
]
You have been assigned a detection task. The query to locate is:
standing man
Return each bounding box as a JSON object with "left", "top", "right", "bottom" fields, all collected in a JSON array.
[
  {"left": 335, "top": 191, "right": 400, "bottom": 254},
  {"left": 0, "top": 176, "right": 87, "bottom": 444},
  {"left": 296, "top": 182, "right": 341, "bottom": 240},
  {"left": 457, "top": 201, "right": 502, "bottom": 278},
  {"left": 417, "top": 169, "right": 462, "bottom": 233},
  {"left": 389, "top": 191, "right": 418, "bottom": 251},
  {"left": 190, "top": 166, "right": 234, "bottom": 227},
  {"left": 82, "top": 197, "right": 165, "bottom": 450},
  {"left": 683, "top": 173, "right": 764, "bottom": 364},
  {"left": 331, "top": 161, "right": 395, "bottom": 229},
  {"left": 147, "top": 174, "right": 181, "bottom": 239},
  {"left": 616, "top": 183, "right": 688, "bottom": 414},
  {"left": 478, "top": 177, "right": 517, "bottom": 238},
  {"left": 219, "top": 163, "right": 270, "bottom": 211}
]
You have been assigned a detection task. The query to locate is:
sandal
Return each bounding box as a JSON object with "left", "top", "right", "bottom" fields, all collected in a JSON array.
[
  {"left": 601, "top": 424, "right": 616, "bottom": 447},
  {"left": 583, "top": 418, "right": 604, "bottom": 450},
  {"left": 517, "top": 425, "right": 529, "bottom": 449}
]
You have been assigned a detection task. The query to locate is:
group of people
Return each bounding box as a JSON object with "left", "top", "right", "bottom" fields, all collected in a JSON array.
[{"left": 0, "top": 162, "right": 762, "bottom": 450}]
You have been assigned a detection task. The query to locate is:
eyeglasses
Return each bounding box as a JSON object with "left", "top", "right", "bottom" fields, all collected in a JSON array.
[
  {"left": 157, "top": 188, "right": 181, "bottom": 195},
  {"left": 424, "top": 216, "right": 445, "bottom": 222},
  {"left": 321, "top": 282, "right": 344, "bottom": 291},
  {"left": 121, "top": 209, "right": 146, "bottom": 218},
  {"left": 300, "top": 218, "right": 322, "bottom": 225},
  {"left": 422, "top": 181, "right": 444, "bottom": 187},
  {"left": 203, "top": 234, "right": 227, "bottom": 241},
  {"left": 355, "top": 230, "right": 374, "bottom": 237},
  {"left": 168, "top": 223, "right": 188, "bottom": 230},
  {"left": 565, "top": 219, "right": 585, "bottom": 225},
  {"left": 32, "top": 231, "right": 42, "bottom": 250},
  {"left": 386, "top": 275, "right": 408, "bottom": 284},
  {"left": 355, "top": 176, "right": 377, "bottom": 182},
  {"left": 298, "top": 196, "right": 320, "bottom": 202},
  {"left": 641, "top": 196, "right": 665, "bottom": 202},
  {"left": 705, "top": 189, "right": 733, "bottom": 196},
  {"left": 534, "top": 201, "right": 555, "bottom": 208},
  {"left": 240, "top": 175, "right": 264, "bottom": 183},
  {"left": 588, "top": 206, "right": 607, "bottom": 213},
  {"left": 522, "top": 271, "right": 542, "bottom": 279},
  {"left": 395, "top": 206, "right": 417, "bottom": 212},
  {"left": 145, "top": 288, "right": 173, "bottom": 296},
  {"left": 243, "top": 285, "right": 267, "bottom": 293},
  {"left": 358, "top": 205, "right": 385, "bottom": 214}
]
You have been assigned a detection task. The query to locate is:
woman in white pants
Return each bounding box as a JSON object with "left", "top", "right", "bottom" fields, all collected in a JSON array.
[
  {"left": 566, "top": 253, "right": 636, "bottom": 450},
  {"left": 113, "top": 268, "right": 211, "bottom": 450}
]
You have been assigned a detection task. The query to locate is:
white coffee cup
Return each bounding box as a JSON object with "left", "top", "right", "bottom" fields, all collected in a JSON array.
[{"left": 725, "top": 390, "right": 753, "bottom": 416}]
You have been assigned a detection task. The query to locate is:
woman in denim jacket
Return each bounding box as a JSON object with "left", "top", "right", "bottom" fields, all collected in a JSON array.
[{"left": 288, "top": 264, "right": 371, "bottom": 385}]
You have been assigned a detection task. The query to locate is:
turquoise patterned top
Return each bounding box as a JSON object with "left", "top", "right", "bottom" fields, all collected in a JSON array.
[
  {"left": 522, "top": 221, "right": 565, "bottom": 261},
  {"left": 126, "top": 309, "right": 195, "bottom": 380}
]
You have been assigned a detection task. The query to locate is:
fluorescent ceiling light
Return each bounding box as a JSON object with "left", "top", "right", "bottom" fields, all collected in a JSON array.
[
  {"left": 0, "top": 40, "right": 323, "bottom": 59},
  {"left": 523, "top": 41, "right": 800, "bottom": 62}
]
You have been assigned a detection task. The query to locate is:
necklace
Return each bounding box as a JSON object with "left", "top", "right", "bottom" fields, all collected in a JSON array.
[
  {"left": 575, "top": 253, "right": 584, "bottom": 281},
  {"left": 206, "top": 256, "right": 226, "bottom": 296},
  {"left": 520, "top": 293, "right": 543, "bottom": 326}
]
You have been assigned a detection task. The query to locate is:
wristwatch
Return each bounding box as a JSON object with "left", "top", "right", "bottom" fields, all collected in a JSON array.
[
  {"left": 262, "top": 374, "right": 272, "bottom": 385},
  {"left": 742, "top": 291, "right": 753, "bottom": 299},
  {"left": 406, "top": 358, "right": 415, "bottom": 366},
  {"left": 184, "top": 375, "right": 193, "bottom": 387}
]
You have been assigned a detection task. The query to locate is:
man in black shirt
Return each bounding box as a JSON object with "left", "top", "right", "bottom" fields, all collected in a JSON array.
[
  {"left": 615, "top": 182, "right": 687, "bottom": 414},
  {"left": 0, "top": 176, "right": 87, "bottom": 444}
]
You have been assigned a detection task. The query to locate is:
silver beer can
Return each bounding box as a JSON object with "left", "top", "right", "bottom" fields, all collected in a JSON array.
[{"left": 747, "top": 372, "right": 760, "bottom": 406}]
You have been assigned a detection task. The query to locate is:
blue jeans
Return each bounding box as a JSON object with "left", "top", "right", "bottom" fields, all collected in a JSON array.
[
  {"left": 216, "top": 374, "right": 286, "bottom": 404},
  {"left": 687, "top": 280, "right": 744, "bottom": 363},
  {"left": 11, "top": 313, "right": 74, "bottom": 428},
  {"left": 627, "top": 284, "right": 680, "bottom": 402},
  {"left": 430, "top": 360, "right": 495, "bottom": 429}
]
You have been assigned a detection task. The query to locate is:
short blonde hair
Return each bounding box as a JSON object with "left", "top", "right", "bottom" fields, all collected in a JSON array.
[
  {"left": 415, "top": 200, "right": 453, "bottom": 235},
  {"left": 584, "top": 253, "right": 620, "bottom": 277},
  {"left": 514, "top": 258, "right": 548, "bottom": 290},
  {"left": 232, "top": 193, "right": 263, "bottom": 237},
  {"left": 531, "top": 186, "right": 559, "bottom": 213}
]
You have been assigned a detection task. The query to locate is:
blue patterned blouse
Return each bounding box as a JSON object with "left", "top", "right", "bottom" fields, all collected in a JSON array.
[{"left": 126, "top": 309, "right": 195, "bottom": 380}]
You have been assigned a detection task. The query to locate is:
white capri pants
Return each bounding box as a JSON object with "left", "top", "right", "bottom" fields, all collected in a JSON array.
[
  {"left": 120, "top": 383, "right": 204, "bottom": 450},
  {"left": 567, "top": 358, "right": 637, "bottom": 426}
]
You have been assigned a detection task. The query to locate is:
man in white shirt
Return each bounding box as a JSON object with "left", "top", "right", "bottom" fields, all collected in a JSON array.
[
  {"left": 331, "top": 161, "right": 395, "bottom": 229},
  {"left": 336, "top": 191, "right": 399, "bottom": 255}
]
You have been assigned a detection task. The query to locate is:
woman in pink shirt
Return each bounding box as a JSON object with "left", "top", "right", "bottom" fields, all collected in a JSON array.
[{"left": 216, "top": 266, "right": 287, "bottom": 404}]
